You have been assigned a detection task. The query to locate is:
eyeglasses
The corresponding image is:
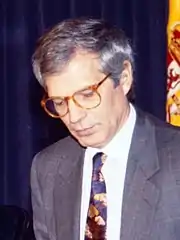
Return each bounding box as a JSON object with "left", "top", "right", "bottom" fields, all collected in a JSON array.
[{"left": 41, "top": 73, "right": 111, "bottom": 118}]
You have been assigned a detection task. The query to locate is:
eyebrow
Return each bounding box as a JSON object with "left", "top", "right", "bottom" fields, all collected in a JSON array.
[
  {"left": 75, "top": 73, "right": 110, "bottom": 93},
  {"left": 46, "top": 73, "right": 110, "bottom": 98},
  {"left": 45, "top": 82, "right": 97, "bottom": 99},
  {"left": 75, "top": 81, "right": 99, "bottom": 92}
]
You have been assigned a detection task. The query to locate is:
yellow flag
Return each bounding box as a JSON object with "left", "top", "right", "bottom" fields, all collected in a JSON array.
[{"left": 166, "top": 0, "right": 180, "bottom": 126}]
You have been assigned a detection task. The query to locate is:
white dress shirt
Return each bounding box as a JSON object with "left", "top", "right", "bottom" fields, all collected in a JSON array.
[{"left": 80, "top": 104, "right": 136, "bottom": 240}]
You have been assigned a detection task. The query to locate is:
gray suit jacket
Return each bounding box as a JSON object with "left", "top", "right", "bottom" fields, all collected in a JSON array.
[{"left": 31, "top": 109, "right": 180, "bottom": 240}]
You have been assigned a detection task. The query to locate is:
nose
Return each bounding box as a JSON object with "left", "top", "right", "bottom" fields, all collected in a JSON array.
[{"left": 68, "top": 99, "right": 86, "bottom": 123}]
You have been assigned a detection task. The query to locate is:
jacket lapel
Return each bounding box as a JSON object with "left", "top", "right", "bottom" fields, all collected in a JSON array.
[
  {"left": 121, "top": 110, "right": 160, "bottom": 240},
  {"left": 53, "top": 141, "right": 85, "bottom": 240}
]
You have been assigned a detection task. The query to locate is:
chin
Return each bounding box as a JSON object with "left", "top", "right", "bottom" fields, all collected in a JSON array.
[
  {"left": 77, "top": 135, "right": 105, "bottom": 148},
  {"left": 76, "top": 137, "right": 95, "bottom": 147},
  {"left": 70, "top": 127, "right": 106, "bottom": 148}
]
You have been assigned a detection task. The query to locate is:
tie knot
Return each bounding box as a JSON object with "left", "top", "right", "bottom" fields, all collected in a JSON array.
[{"left": 93, "top": 152, "right": 107, "bottom": 171}]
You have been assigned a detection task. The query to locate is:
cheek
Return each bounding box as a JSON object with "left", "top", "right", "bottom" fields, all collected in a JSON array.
[
  {"left": 97, "top": 92, "right": 116, "bottom": 118},
  {"left": 96, "top": 90, "right": 124, "bottom": 127},
  {"left": 91, "top": 101, "right": 113, "bottom": 126}
]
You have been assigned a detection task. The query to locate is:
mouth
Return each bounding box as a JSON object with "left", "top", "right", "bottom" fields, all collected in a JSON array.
[{"left": 74, "top": 125, "right": 96, "bottom": 137}]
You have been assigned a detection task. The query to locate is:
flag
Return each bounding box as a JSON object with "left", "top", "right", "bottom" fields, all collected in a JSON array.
[{"left": 166, "top": 0, "right": 180, "bottom": 126}]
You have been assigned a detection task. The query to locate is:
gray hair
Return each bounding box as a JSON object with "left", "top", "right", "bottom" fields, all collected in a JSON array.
[{"left": 32, "top": 17, "right": 134, "bottom": 88}]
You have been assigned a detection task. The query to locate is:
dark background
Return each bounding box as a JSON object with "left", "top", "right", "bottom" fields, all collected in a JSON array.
[{"left": 0, "top": 0, "right": 168, "bottom": 210}]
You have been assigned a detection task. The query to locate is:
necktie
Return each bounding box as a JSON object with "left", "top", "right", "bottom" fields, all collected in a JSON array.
[{"left": 85, "top": 152, "right": 107, "bottom": 240}]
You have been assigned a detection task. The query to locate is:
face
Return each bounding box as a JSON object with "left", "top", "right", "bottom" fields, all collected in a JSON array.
[{"left": 45, "top": 52, "right": 133, "bottom": 148}]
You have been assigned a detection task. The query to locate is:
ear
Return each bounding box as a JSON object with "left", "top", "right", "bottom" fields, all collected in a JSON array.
[{"left": 119, "top": 61, "right": 133, "bottom": 95}]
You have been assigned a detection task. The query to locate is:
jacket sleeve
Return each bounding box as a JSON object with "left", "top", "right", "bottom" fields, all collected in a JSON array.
[{"left": 30, "top": 154, "right": 49, "bottom": 240}]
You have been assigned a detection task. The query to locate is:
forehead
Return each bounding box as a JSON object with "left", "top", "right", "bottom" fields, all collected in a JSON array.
[{"left": 45, "top": 52, "right": 102, "bottom": 97}]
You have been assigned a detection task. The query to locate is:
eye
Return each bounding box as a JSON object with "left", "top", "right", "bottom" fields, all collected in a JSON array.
[
  {"left": 80, "top": 89, "right": 95, "bottom": 98},
  {"left": 53, "top": 100, "right": 65, "bottom": 107}
]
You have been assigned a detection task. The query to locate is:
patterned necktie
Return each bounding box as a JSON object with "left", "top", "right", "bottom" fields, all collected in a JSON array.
[{"left": 85, "top": 152, "right": 107, "bottom": 240}]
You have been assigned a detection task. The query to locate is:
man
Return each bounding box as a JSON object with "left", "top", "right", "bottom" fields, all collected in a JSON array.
[{"left": 31, "top": 17, "right": 180, "bottom": 240}]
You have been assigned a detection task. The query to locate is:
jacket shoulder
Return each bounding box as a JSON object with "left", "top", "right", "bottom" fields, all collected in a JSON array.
[
  {"left": 31, "top": 136, "right": 83, "bottom": 175},
  {"left": 142, "top": 111, "right": 180, "bottom": 166},
  {"left": 137, "top": 108, "right": 180, "bottom": 142}
]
